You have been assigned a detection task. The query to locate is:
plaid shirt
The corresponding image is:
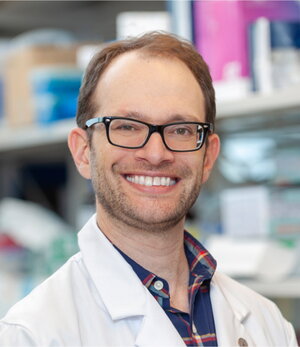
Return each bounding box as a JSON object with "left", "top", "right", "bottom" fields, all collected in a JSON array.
[{"left": 116, "top": 231, "right": 218, "bottom": 346}]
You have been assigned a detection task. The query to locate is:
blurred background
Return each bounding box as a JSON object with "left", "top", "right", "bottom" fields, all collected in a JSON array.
[{"left": 0, "top": 0, "right": 299, "bottom": 341}]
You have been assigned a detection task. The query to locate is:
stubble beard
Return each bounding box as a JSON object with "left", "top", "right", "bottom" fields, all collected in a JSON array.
[{"left": 90, "top": 151, "right": 203, "bottom": 234}]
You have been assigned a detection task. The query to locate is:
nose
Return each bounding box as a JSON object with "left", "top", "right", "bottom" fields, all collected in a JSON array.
[{"left": 134, "top": 132, "right": 175, "bottom": 166}]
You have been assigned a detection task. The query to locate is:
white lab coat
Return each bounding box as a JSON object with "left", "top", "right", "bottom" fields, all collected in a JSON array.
[{"left": 0, "top": 215, "right": 297, "bottom": 347}]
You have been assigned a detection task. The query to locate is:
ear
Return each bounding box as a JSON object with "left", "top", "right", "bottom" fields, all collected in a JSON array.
[
  {"left": 201, "top": 133, "right": 220, "bottom": 184},
  {"left": 68, "top": 128, "right": 91, "bottom": 179}
]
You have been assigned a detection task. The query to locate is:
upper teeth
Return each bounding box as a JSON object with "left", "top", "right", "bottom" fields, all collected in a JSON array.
[{"left": 126, "top": 175, "right": 176, "bottom": 186}]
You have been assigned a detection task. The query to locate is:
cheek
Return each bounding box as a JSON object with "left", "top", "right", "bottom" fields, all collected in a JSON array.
[
  {"left": 185, "top": 153, "right": 204, "bottom": 172},
  {"left": 190, "top": 155, "right": 206, "bottom": 185},
  {"left": 92, "top": 143, "right": 131, "bottom": 174},
  {"left": 92, "top": 136, "right": 113, "bottom": 164},
  {"left": 201, "top": 155, "right": 212, "bottom": 184}
]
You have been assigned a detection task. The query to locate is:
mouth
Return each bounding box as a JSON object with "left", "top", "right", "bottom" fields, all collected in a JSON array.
[{"left": 124, "top": 174, "right": 177, "bottom": 187}]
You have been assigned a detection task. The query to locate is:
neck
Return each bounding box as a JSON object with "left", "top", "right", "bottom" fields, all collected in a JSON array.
[{"left": 96, "top": 204, "right": 190, "bottom": 312}]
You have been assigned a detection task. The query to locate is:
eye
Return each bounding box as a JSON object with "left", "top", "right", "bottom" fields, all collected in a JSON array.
[
  {"left": 111, "top": 120, "right": 142, "bottom": 132},
  {"left": 167, "top": 124, "right": 195, "bottom": 137},
  {"left": 117, "top": 124, "right": 136, "bottom": 131},
  {"left": 174, "top": 127, "right": 191, "bottom": 135}
]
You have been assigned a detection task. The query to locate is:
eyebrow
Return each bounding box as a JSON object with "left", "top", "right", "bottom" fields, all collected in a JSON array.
[{"left": 117, "top": 111, "right": 201, "bottom": 124}]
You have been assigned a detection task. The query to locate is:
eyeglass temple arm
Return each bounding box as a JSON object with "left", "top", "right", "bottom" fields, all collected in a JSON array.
[
  {"left": 85, "top": 117, "right": 106, "bottom": 128},
  {"left": 207, "top": 123, "right": 214, "bottom": 133}
]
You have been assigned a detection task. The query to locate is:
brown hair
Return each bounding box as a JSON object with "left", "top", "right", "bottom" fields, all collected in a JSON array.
[{"left": 76, "top": 31, "right": 215, "bottom": 129}]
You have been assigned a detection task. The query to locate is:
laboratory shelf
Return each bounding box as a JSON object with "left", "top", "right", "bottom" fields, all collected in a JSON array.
[
  {"left": 0, "top": 119, "right": 75, "bottom": 154},
  {"left": 217, "top": 87, "right": 300, "bottom": 120},
  {"left": 241, "top": 278, "right": 300, "bottom": 299}
]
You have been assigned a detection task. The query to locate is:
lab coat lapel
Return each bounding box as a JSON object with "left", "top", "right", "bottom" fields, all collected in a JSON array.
[
  {"left": 134, "top": 289, "right": 185, "bottom": 347},
  {"left": 78, "top": 215, "right": 147, "bottom": 319},
  {"left": 210, "top": 274, "right": 256, "bottom": 347},
  {"left": 78, "top": 216, "right": 185, "bottom": 347}
]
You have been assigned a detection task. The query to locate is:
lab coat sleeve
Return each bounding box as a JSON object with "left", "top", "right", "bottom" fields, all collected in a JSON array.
[
  {"left": 286, "top": 320, "right": 299, "bottom": 347},
  {"left": 269, "top": 295, "right": 298, "bottom": 347},
  {"left": 0, "top": 322, "right": 37, "bottom": 346}
]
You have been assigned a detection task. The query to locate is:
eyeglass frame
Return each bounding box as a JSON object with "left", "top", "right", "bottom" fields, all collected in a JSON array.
[{"left": 85, "top": 116, "right": 214, "bottom": 152}]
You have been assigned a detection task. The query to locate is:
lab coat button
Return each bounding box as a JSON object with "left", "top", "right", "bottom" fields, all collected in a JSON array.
[
  {"left": 154, "top": 280, "right": 164, "bottom": 290},
  {"left": 238, "top": 338, "right": 248, "bottom": 346}
]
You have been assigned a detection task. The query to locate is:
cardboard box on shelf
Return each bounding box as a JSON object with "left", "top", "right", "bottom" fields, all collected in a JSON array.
[{"left": 4, "top": 45, "right": 78, "bottom": 127}]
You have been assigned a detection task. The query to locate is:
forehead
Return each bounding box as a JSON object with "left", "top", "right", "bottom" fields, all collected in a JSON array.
[{"left": 93, "top": 51, "right": 205, "bottom": 122}]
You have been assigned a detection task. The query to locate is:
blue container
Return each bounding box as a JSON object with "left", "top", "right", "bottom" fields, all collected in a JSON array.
[
  {"left": 0, "top": 77, "right": 3, "bottom": 122},
  {"left": 31, "top": 67, "right": 82, "bottom": 124}
]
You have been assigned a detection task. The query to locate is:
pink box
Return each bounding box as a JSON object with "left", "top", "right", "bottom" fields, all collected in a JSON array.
[{"left": 194, "top": 0, "right": 300, "bottom": 81}]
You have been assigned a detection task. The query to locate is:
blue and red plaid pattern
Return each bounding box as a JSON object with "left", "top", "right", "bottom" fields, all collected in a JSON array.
[{"left": 116, "top": 231, "right": 218, "bottom": 346}]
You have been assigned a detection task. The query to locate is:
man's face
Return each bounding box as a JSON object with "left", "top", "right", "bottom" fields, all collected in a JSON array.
[{"left": 88, "top": 51, "right": 218, "bottom": 232}]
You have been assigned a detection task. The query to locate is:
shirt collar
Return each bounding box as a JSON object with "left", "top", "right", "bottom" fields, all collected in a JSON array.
[
  {"left": 115, "top": 231, "right": 217, "bottom": 288},
  {"left": 184, "top": 231, "right": 217, "bottom": 279}
]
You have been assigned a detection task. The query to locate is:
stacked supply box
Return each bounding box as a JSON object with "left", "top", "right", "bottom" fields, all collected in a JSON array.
[
  {"left": 4, "top": 45, "right": 81, "bottom": 127},
  {"left": 220, "top": 186, "right": 300, "bottom": 239}
]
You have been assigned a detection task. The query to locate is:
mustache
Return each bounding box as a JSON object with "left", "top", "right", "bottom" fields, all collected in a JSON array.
[{"left": 112, "top": 162, "right": 193, "bottom": 178}]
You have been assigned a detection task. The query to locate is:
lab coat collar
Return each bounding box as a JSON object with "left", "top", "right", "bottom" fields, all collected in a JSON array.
[
  {"left": 78, "top": 215, "right": 147, "bottom": 320},
  {"left": 211, "top": 273, "right": 256, "bottom": 347}
]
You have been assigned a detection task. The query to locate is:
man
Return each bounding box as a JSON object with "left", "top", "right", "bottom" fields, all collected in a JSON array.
[{"left": 0, "top": 32, "right": 297, "bottom": 346}]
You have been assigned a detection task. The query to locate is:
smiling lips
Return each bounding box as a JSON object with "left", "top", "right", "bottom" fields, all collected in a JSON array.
[{"left": 125, "top": 175, "right": 177, "bottom": 187}]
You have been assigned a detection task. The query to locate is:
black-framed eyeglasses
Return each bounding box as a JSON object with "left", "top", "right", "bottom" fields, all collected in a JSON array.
[{"left": 85, "top": 116, "right": 214, "bottom": 152}]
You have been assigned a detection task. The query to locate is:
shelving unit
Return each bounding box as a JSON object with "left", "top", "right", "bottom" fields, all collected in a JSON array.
[{"left": 213, "top": 89, "right": 300, "bottom": 329}]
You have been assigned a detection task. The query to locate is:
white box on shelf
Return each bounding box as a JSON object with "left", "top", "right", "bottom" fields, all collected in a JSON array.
[
  {"left": 116, "top": 12, "right": 171, "bottom": 40},
  {"left": 206, "top": 235, "right": 299, "bottom": 281},
  {"left": 220, "top": 186, "right": 270, "bottom": 237}
]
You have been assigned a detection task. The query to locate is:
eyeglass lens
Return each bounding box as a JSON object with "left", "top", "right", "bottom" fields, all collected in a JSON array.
[{"left": 108, "top": 118, "right": 204, "bottom": 151}]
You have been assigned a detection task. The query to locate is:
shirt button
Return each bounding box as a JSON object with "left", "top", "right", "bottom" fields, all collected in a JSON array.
[
  {"left": 153, "top": 280, "right": 164, "bottom": 291},
  {"left": 238, "top": 338, "right": 248, "bottom": 346}
]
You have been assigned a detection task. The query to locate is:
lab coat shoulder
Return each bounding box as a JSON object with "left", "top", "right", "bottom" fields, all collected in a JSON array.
[
  {"left": 0, "top": 253, "right": 87, "bottom": 346},
  {"left": 211, "top": 271, "right": 298, "bottom": 346},
  {"left": 1, "top": 252, "right": 131, "bottom": 346}
]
